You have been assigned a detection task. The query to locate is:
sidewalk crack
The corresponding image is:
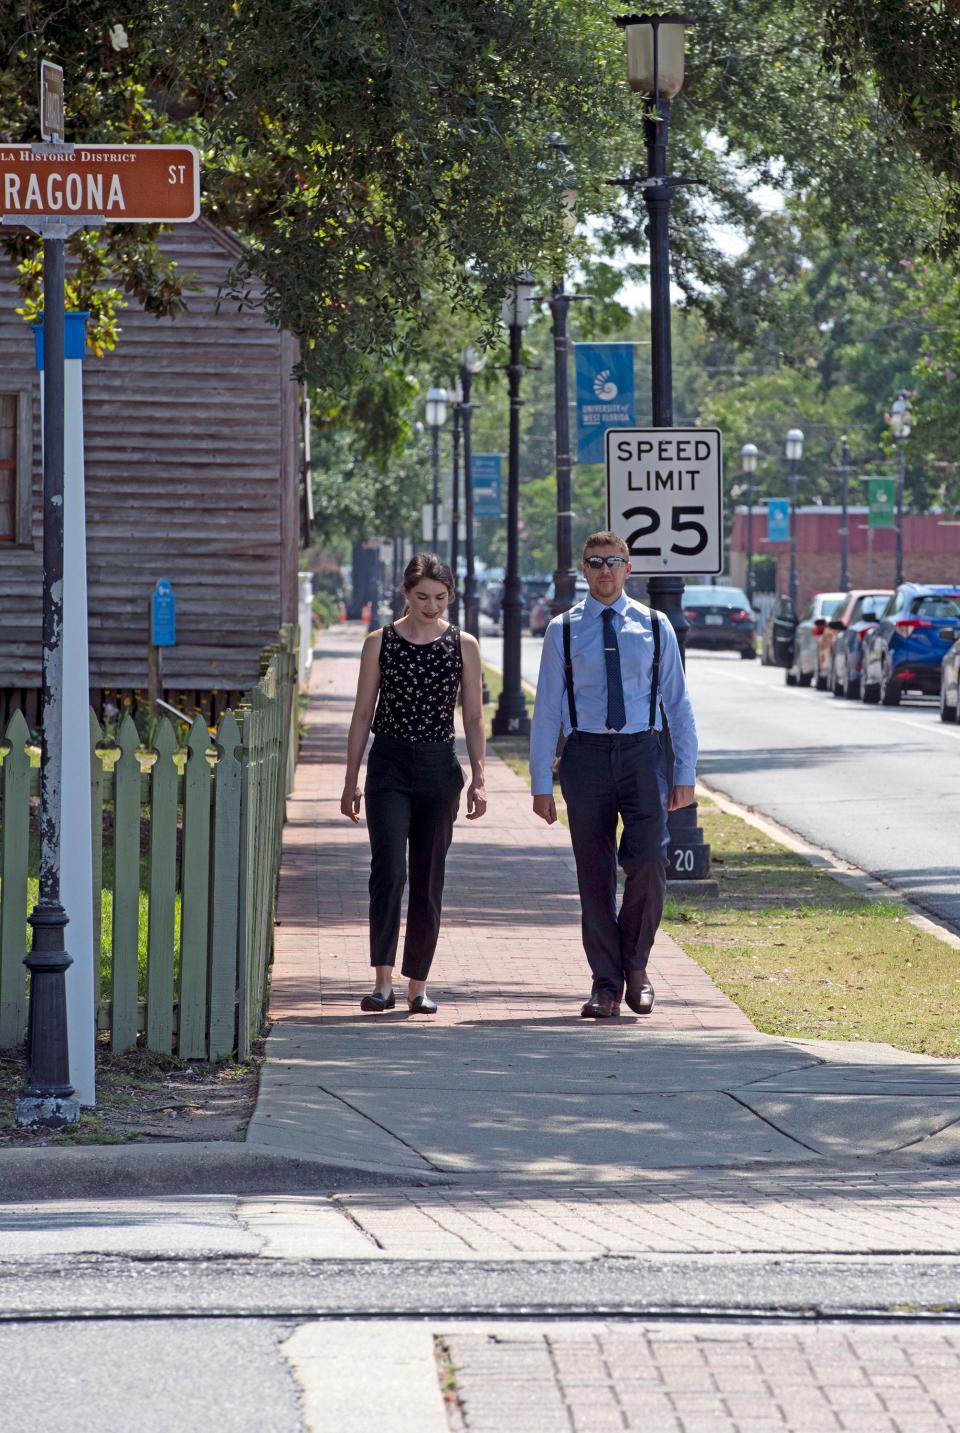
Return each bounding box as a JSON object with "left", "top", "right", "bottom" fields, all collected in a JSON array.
[
  {"left": 314, "top": 1083, "right": 446, "bottom": 1172},
  {"left": 724, "top": 1090, "right": 822, "bottom": 1155}
]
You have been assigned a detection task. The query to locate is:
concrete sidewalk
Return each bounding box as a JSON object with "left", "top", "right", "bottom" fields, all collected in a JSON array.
[{"left": 246, "top": 627, "right": 960, "bottom": 1197}]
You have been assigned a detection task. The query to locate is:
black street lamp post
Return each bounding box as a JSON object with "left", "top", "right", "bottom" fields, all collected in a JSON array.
[
  {"left": 614, "top": 11, "right": 694, "bottom": 654},
  {"left": 17, "top": 231, "right": 79, "bottom": 1127},
  {"left": 549, "top": 279, "right": 577, "bottom": 615},
  {"left": 888, "top": 392, "right": 912, "bottom": 587},
  {"left": 613, "top": 14, "right": 717, "bottom": 887},
  {"left": 492, "top": 274, "right": 534, "bottom": 738},
  {"left": 459, "top": 347, "right": 492, "bottom": 703},
  {"left": 741, "top": 442, "right": 758, "bottom": 608},
  {"left": 425, "top": 386, "right": 448, "bottom": 551},
  {"left": 839, "top": 436, "right": 851, "bottom": 591},
  {"left": 449, "top": 377, "right": 462, "bottom": 624},
  {"left": 786, "top": 427, "right": 804, "bottom": 610}
]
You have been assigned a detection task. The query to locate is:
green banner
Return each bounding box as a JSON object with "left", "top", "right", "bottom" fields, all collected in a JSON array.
[{"left": 866, "top": 475, "right": 896, "bottom": 529}]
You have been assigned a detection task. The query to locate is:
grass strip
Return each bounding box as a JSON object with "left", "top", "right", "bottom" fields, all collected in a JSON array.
[{"left": 489, "top": 738, "right": 960, "bottom": 1058}]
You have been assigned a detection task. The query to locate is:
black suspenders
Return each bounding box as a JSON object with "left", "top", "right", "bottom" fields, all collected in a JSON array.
[
  {"left": 562, "top": 607, "right": 661, "bottom": 733},
  {"left": 562, "top": 609, "right": 579, "bottom": 730}
]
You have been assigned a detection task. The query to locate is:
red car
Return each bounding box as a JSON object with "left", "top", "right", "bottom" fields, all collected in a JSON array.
[{"left": 818, "top": 589, "right": 892, "bottom": 691}]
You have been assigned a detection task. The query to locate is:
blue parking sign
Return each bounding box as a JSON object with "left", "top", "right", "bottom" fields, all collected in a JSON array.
[
  {"left": 767, "top": 499, "right": 790, "bottom": 543},
  {"left": 472, "top": 454, "right": 502, "bottom": 518},
  {"left": 151, "top": 578, "right": 176, "bottom": 647}
]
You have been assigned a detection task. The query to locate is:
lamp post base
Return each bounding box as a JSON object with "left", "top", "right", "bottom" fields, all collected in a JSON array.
[
  {"left": 15, "top": 1094, "right": 80, "bottom": 1128},
  {"left": 491, "top": 692, "right": 530, "bottom": 738}
]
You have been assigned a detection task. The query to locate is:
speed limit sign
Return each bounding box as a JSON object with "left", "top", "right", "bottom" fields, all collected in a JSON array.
[{"left": 605, "top": 427, "right": 724, "bottom": 575}]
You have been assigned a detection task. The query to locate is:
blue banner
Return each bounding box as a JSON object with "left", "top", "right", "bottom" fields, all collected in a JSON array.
[
  {"left": 767, "top": 499, "right": 790, "bottom": 543},
  {"left": 151, "top": 578, "right": 176, "bottom": 647},
  {"left": 471, "top": 453, "right": 502, "bottom": 518},
  {"left": 575, "top": 343, "right": 636, "bottom": 465}
]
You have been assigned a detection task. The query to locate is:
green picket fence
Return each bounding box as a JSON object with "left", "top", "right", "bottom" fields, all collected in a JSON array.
[{"left": 0, "top": 627, "right": 298, "bottom": 1061}]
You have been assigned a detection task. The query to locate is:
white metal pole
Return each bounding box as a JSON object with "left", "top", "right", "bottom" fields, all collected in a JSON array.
[{"left": 38, "top": 314, "right": 96, "bottom": 1106}]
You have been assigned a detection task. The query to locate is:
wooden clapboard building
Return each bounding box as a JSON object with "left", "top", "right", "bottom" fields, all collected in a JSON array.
[{"left": 0, "top": 220, "right": 301, "bottom": 726}]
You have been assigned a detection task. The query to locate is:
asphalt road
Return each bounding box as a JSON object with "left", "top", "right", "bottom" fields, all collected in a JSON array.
[{"left": 480, "top": 625, "right": 960, "bottom": 933}]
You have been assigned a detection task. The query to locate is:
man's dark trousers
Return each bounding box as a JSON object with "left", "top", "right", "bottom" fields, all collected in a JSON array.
[{"left": 558, "top": 730, "right": 669, "bottom": 999}]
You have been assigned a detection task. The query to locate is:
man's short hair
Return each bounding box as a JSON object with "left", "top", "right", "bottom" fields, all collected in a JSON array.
[{"left": 582, "top": 531, "right": 629, "bottom": 561}]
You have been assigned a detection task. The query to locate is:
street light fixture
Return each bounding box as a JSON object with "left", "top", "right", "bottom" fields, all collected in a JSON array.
[
  {"left": 785, "top": 427, "right": 804, "bottom": 610},
  {"left": 887, "top": 391, "right": 912, "bottom": 586},
  {"left": 741, "top": 442, "right": 758, "bottom": 608},
  {"left": 425, "top": 385, "right": 448, "bottom": 551},
  {"left": 492, "top": 272, "right": 535, "bottom": 738}
]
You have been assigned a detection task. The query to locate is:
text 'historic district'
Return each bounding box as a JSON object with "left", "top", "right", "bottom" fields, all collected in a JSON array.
[{"left": 0, "top": 145, "right": 200, "bottom": 224}]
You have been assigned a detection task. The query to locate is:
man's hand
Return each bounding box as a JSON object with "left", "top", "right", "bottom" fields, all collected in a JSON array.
[
  {"left": 340, "top": 785, "right": 362, "bottom": 823},
  {"left": 668, "top": 784, "right": 695, "bottom": 812},
  {"left": 466, "top": 781, "right": 487, "bottom": 820},
  {"left": 533, "top": 794, "right": 557, "bottom": 824}
]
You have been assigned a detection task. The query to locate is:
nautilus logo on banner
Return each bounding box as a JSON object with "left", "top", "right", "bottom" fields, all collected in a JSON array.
[{"left": 576, "top": 343, "right": 636, "bottom": 464}]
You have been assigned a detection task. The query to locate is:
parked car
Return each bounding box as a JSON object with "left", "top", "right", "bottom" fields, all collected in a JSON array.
[
  {"left": 829, "top": 592, "right": 892, "bottom": 700},
  {"left": 823, "top": 590, "right": 893, "bottom": 697},
  {"left": 939, "top": 629, "right": 960, "bottom": 722},
  {"left": 529, "top": 578, "right": 590, "bottom": 636},
  {"left": 785, "top": 592, "right": 845, "bottom": 686},
  {"left": 485, "top": 575, "right": 549, "bottom": 627},
  {"left": 682, "top": 585, "right": 757, "bottom": 658},
  {"left": 861, "top": 584, "right": 960, "bottom": 705}
]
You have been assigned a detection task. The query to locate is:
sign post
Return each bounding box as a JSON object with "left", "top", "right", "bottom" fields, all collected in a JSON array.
[
  {"left": 149, "top": 579, "right": 177, "bottom": 714},
  {"left": 10, "top": 68, "right": 200, "bottom": 1125}
]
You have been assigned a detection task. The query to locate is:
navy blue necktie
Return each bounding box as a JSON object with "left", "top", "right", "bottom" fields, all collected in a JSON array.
[{"left": 602, "top": 607, "right": 626, "bottom": 730}]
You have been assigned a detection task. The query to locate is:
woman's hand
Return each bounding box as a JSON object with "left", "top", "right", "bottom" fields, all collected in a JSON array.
[
  {"left": 341, "top": 784, "right": 362, "bottom": 823},
  {"left": 466, "top": 781, "right": 487, "bottom": 820}
]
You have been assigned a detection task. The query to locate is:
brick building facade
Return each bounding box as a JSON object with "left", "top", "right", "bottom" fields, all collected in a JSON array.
[{"left": 729, "top": 506, "right": 960, "bottom": 609}]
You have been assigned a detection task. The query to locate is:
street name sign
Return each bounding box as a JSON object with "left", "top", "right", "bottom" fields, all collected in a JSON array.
[
  {"left": 605, "top": 427, "right": 723, "bottom": 575},
  {"left": 0, "top": 144, "right": 200, "bottom": 223},
  {"left": 40, "top": 62, "right": 64, "bottom": 143}
]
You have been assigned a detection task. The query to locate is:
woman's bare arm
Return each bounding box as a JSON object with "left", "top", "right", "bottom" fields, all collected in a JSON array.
[
  {"left": 459, "top": 634, "right": 487, "bottom": 820},
  {"left": 341, "top": 632, "right": 382, "bottom": 822}
]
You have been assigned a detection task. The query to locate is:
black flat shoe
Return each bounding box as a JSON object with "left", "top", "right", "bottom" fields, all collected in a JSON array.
[
  {"left": 360, "top": 990, "right": 396, "bottom": 1012},
  {"left": 407, "top": 994, "right": 438, "bottom": 1014}
]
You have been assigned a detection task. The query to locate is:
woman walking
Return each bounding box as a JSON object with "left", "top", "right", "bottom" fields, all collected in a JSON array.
[{"left": 341, "top": 554, "right": 487, "bottom": 1013}]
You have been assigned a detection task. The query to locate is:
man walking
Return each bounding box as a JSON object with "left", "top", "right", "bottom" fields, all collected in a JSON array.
[{"left": 530, "top": 532, "right": 698, "bottom": 1018}]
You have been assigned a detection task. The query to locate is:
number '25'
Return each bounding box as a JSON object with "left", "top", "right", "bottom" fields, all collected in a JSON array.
[{"left": 624, "top": 505, "right": 708, "bottom": 557}]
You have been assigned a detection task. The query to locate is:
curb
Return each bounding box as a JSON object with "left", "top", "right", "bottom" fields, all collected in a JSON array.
[
  {"left": 697, "top": 779, "right": 960, "bottom": 952},
  {"left": 0, "top": 1140, "right": 437, "bottom": 1203}
]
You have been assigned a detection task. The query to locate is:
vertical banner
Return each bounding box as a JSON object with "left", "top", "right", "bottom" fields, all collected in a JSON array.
[
  {"left": 575, "top": 343, "right": 636, "bottom": 465},
  {"left": 472, "top": 453, "right": 502, "bottom": 518},
  {"left": 766, "top": 499, "right": 790, "bottom": 542},
  {"left": 865, "top": 475, "right": 896, "bottom": 529}
]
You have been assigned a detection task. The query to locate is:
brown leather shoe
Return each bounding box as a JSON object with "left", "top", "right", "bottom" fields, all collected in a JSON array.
[
  {"left": 580, "top": 992, "right": 620, "bottom": 1019},
  {"left": 623, "top": 970, "right": 655, "bottom": 1014}
]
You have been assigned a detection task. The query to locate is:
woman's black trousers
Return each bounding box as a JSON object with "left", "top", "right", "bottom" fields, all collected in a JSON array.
[{"left": 364, "top": 734, "right": 464, "bottom": 979}]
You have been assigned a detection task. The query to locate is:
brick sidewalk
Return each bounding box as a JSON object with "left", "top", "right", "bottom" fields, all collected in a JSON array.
[
  {"left": 441, "top": 1322, "right": 960, "bottom": 1432},
  {"left": 270, "top": 626, "right": 754, "bottom": 1032}
]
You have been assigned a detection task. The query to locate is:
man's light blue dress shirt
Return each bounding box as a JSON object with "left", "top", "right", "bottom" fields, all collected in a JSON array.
[{"left": 529, "top": 593, "right": 699, "bottom": 796}]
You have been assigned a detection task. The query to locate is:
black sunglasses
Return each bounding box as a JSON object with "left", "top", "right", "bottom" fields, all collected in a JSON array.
[{"left": 584, "top": 555, "right": 629, "bottom": 570}]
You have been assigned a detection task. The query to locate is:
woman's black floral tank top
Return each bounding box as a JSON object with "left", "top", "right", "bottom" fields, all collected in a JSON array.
[{"left": 371, "top": 623, "right": 463, "bottom": 743}]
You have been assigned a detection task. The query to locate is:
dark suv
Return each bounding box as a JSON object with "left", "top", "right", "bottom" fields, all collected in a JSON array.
[{"left": 861, "top": 583, "right": 960, "bottom": 705}]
